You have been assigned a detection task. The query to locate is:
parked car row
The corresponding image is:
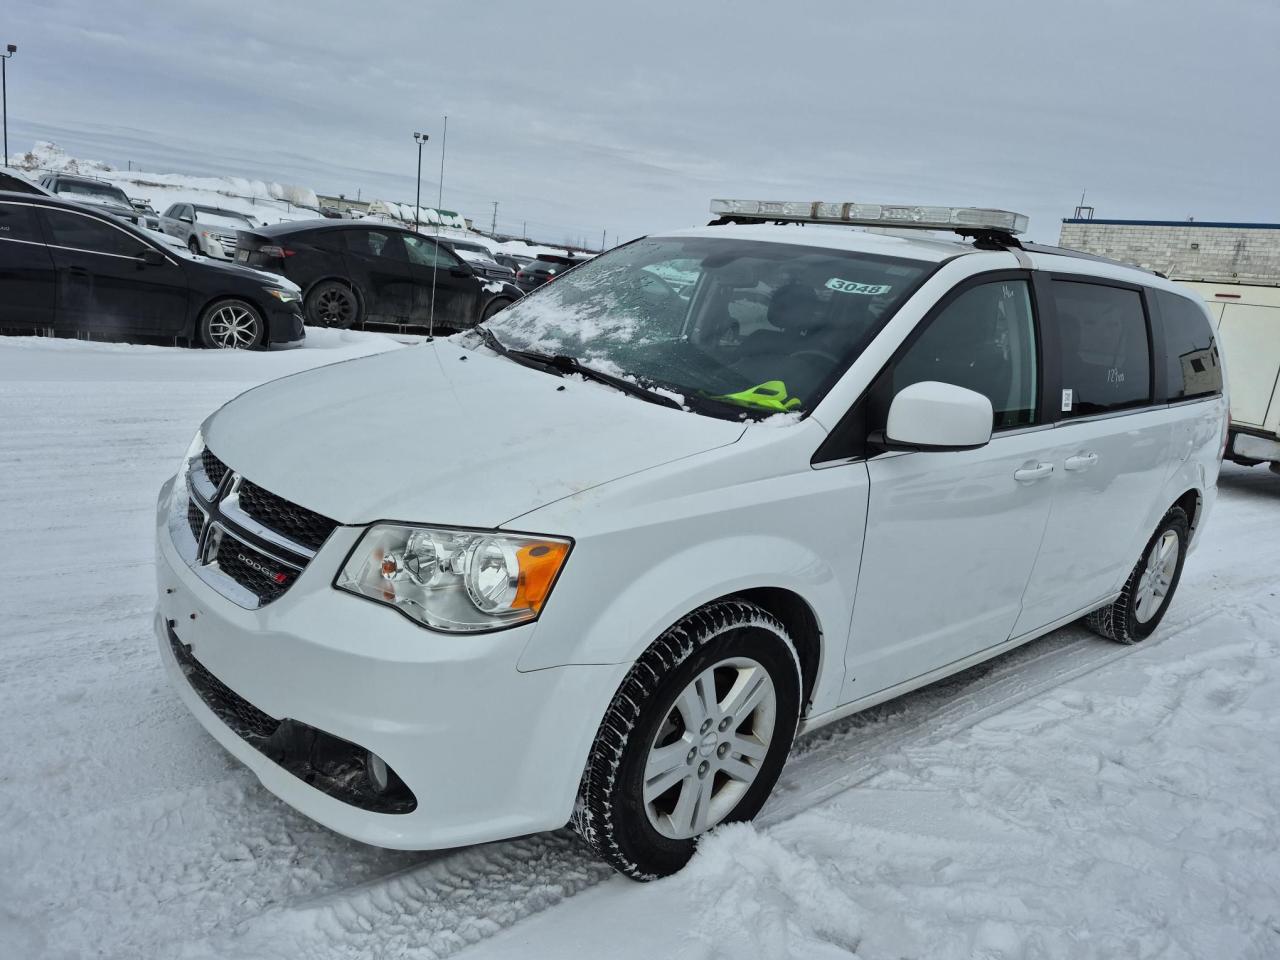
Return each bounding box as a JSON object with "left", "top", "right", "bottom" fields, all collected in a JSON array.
[
  {"left": 0, "top": 191, "right": 305, "bottom": 348},
  {"left": 516, "top": 252, "right": 592, "bottom": 292}
]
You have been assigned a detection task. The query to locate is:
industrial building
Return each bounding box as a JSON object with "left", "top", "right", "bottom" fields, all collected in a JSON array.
[{"left": 1059, "top": 218, "right": 1280, "bottom": 286}]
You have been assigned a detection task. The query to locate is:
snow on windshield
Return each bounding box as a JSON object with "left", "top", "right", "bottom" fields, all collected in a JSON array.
[
  {"left": 484, "top": 236, "right": 928, "bottom": 417},
  {"left": 58, "top": 181, "right": 130, "bottom": 204},
  {"left": 195, "top": 209, "right": 255, "bottom": 229}
]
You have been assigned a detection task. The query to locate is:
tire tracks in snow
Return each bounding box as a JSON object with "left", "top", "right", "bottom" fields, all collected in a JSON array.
[{"left": 188, "top": 573, "right": 1259, "bottom": 960}]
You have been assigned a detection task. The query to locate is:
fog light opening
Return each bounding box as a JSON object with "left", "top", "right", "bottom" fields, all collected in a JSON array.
[{"left": 366, "top": 751, "right": 391, "bottom": 794}]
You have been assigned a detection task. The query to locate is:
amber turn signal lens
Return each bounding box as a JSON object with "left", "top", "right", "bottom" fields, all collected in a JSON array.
[{"left": 513, "top": 541, "right": 570, "bottom": 613}]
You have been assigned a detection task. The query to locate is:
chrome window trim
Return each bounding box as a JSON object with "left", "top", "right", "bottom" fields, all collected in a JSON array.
[{"left": 18, "top": 200, "right": 179, "bottom": 267}]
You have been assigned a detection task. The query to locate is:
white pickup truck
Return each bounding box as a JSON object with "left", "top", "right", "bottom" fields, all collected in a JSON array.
[{"left": 1182, "top": 281, "right": 1280, "bottom": 474}]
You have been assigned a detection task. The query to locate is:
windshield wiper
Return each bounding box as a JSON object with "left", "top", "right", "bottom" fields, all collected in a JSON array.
[{"left": 471, "top": 325, "right": 680, "bottom": 410}]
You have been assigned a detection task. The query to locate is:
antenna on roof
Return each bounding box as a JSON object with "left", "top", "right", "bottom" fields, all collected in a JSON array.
[{"left": 1072, "top": 190, "right": 1094, "bottom": 221}]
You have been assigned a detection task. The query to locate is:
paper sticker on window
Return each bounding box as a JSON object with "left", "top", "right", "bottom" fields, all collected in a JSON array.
[
  {"left": 826, "top": 278, "right": 892, "bottom": 295},
  {"left": 1061, "top": 388, "right": 1073, "bottom": 412}
]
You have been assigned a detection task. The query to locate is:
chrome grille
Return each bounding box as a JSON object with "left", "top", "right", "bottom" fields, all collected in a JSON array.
[{"left": 173, "top": 446, "right": 338, "bottom": 609}]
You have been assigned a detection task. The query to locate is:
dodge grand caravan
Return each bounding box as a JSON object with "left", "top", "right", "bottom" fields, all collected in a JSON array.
[{"left": 155, "top": 199, "right": 1227, "bottom": 879}]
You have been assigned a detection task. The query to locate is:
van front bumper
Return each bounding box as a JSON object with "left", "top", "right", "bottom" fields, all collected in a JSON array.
[{"left": 154, "top": 477, "right": 622, "bottom": 850}]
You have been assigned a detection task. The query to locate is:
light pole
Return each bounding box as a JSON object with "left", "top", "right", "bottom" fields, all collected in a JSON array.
[
  {"left": 1, "top": 44, "right": 16, "bottom": 167},
  {"left": 413, "top": 131, "right": 429, "bottom": 233}
]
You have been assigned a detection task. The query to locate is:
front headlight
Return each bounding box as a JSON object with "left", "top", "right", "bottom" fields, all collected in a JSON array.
[
  {"left": 335, "top": 524, "right": 571, "bottom": 632},
  {"left": 264, "top": 286, "right": 301, "bottom": 303}
]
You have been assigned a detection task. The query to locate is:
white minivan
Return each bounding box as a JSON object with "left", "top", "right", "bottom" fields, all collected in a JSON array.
[{"left": 155, "top": 200, "right": 1228, "bottom": 879}]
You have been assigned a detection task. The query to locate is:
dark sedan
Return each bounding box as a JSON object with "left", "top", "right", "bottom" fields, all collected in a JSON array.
[
  {"left": 0, "top": 191, "right": 304, "bottom": 349},
  {"left": 235, "top": 220, "right": 523, "bottom": 331},
  {"left": 515, "top": 253, "right": 589, "bottom": 293}
]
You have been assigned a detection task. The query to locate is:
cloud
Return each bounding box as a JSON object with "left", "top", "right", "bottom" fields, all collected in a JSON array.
[{"left": 6, "top": 0, "right": 1278, "bottom": 244}]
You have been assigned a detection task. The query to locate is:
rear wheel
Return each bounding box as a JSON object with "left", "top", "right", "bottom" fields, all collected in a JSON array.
[
  {"left": 306, "top": 281, "right": 361, "bottom": 329},
  {"left": 573, "top": 600, "right": 801, "bottom": 880},
  {"left": 198, "top": 298, "right": 263, "bottom": 350},
  {"left": 1085, "top": 506, "right": 1189, "bottom": 643}
]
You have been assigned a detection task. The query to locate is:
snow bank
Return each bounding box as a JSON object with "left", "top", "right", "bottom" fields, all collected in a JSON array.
[{"left": 14, "top": 141, "right": 320, "bottom": 225}]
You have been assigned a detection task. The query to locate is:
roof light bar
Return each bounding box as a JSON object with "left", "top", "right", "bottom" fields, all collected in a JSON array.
[{"left": 710, "top": 199, "right": 1029, "bottom": 236}]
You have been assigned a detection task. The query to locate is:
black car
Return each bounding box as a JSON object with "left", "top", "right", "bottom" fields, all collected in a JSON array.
[
  {"left": 38, "top": 173, "right": 160, "bottom": 230},
  {"left": 515, "top": 253, "right": 588, "bottom": 293},
  {"left": 0, "top": 192, "right": 305, "bottom": 349},
  {"left": 0, "top": 168, "right": 51, "bottom": 196},
  {"left": 235, "top": 220, "right": 523, "bottom": 331},
  {"left": 493, "top": 251, "right": 533, "bottom": 275}
]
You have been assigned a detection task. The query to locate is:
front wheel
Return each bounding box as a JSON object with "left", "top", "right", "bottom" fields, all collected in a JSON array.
[
  {"left": 198, "top": 298, "right": 264, "bottom": 350},
  {"left": 573, "top": 600, "right": 801, "bottom": 880},
  {"left": 1085, "top": 505, "right": 1190, "bottom": 643}
]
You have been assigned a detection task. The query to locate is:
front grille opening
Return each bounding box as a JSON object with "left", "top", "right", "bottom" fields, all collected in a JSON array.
[
  {"left": 201, "top": 448, "right": 229, "bottom": 487},
  {"left": 187, "top": 501, "right": 205, "bottom": 542},
  {"left": 168, "top": 624, "right": 417, "bottom": 815},
  {"left": 238, "top": 479, "right": 338, "bottom": 552}
]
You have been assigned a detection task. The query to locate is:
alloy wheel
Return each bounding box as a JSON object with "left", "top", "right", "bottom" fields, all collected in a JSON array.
[
  {"left": 1134, "top": 529, "right": 1179, "bottom": 623},
  {"left": 316, "top": 287, "right": 354, "bottom": 326},
  {"left": 643, "top": 656, "right": 777, "bottom": 840},
  {"left": 206, "top": 303, "right": 260, "bottom": 349}
]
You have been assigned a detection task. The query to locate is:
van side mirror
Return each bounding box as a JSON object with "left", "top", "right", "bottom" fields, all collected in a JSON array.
[{"left": 884, "top": 381, "right": 993, "bottom": 451}]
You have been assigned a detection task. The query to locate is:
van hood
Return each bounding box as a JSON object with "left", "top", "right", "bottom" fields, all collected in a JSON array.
[{"left": 203, "top": 341, "right": 746, "bottom": 528}]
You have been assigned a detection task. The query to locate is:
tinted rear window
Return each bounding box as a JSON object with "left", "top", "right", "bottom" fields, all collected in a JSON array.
[
  {"left": 1052, "top": 281, "right": 1152, "bottom": 417},
  {"left": 1156, "top": 291, "right": 1223, "bottom": 400},
  {"left": 0, "top": 201, "right": 42, "bottom": 241}
]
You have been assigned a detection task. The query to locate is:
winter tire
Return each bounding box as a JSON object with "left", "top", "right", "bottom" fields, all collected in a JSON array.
[
  {"left": 572, "top": 599, "right": 801, "bottom": 880},
  {"left": 198, "top": 298, "right": 264, "bottom": 350},
  {"left": 1085, "top": 505, "right": 1190, "bottom": 644},
  {"left": 306, "top": 281, "right": 361, "bottom": 329}
]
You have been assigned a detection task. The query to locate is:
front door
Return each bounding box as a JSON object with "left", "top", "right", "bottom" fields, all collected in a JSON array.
[
  {"left": 39, "top": 206, "right": 188, "bottom": 337},
  {"left": 843, "top": 275, "right": 1057, "bottom": 700},
  {"left": 403, "top": 234, "right": 481, "bottom": 330},
  {"left": 0, "top": 200, "right": 56, "bottom": 331}
]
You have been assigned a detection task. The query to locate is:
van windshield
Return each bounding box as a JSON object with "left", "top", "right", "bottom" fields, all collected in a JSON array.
[{"left": 482, "top": 235, "right": 932, "bottom": 417}]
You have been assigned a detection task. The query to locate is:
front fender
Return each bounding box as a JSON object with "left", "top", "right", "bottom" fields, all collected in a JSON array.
[{"left": 518, "top": 532, "right": 852, "bottom": 714}]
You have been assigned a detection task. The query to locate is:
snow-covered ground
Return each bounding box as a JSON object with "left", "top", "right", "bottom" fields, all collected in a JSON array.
[{"left": 1, "top": 333, "right": 1278, "bottom": 960}]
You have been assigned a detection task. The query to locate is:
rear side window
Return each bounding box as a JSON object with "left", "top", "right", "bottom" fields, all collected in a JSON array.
[
  {"left": 1156, "top": 291, "right": 1223, "bottom": 400},
  {"left": 347, "top": 229, "right": 407, "bottom": 261},
  {"left": 0, "top": 202, "right": 42, "bottom": 242},
  {"left": 42, "top": 209, "right": 148, "bottom": 258},
  {"left": 1052, "top": 281, "right": 1151, "bottom": 417},
  {"left": 890, "top": 279, "right": 1039, "bottom": 429}
]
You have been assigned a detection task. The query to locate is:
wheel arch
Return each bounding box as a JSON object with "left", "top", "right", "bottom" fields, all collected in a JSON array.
[{"left": 520, "top": 535, "right": 845, "bottom": 716}]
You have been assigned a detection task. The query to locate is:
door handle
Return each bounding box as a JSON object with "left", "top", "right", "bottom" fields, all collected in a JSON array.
[
  {"left": 1014, "top": 462, "right": 1054, "bottom": 482},
  {"left": 1064, "top": 452, "right": 1099, "bottom": 472}
]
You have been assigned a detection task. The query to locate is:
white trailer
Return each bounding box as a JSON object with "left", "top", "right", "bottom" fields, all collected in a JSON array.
[{"left": 1181, "top": 281, "right": 1280, "bottom": 473}]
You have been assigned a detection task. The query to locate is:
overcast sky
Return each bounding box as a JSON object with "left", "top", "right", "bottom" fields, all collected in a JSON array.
[{"left": 5, "top": 0, "right": 1278, "bottom": 245}]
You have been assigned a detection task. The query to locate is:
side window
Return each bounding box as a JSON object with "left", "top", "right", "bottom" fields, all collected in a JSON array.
[
  {"left": 1052, "top": 281, "right": 1151, "bottom": 416},
  {"left": 348, "top": 229, "right": 408, "bottom": 261},
  {"left": 1156, "top": 290, "right": 1223, "bottom": 400},
  {"left": 42, "top": 209, "right": 148, "bottom": 258},
  {"left": 162, "top": 204, "right": 178, "bottom": 218},
  {"left": 403, "top": 235, "right": 461, "bottom": 268},
  {"left": 889, "top": 279, "right": 1039, "bottom": 429},
  {"left": 0, "top": 202, "right": 43, "bottom": 242}
]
